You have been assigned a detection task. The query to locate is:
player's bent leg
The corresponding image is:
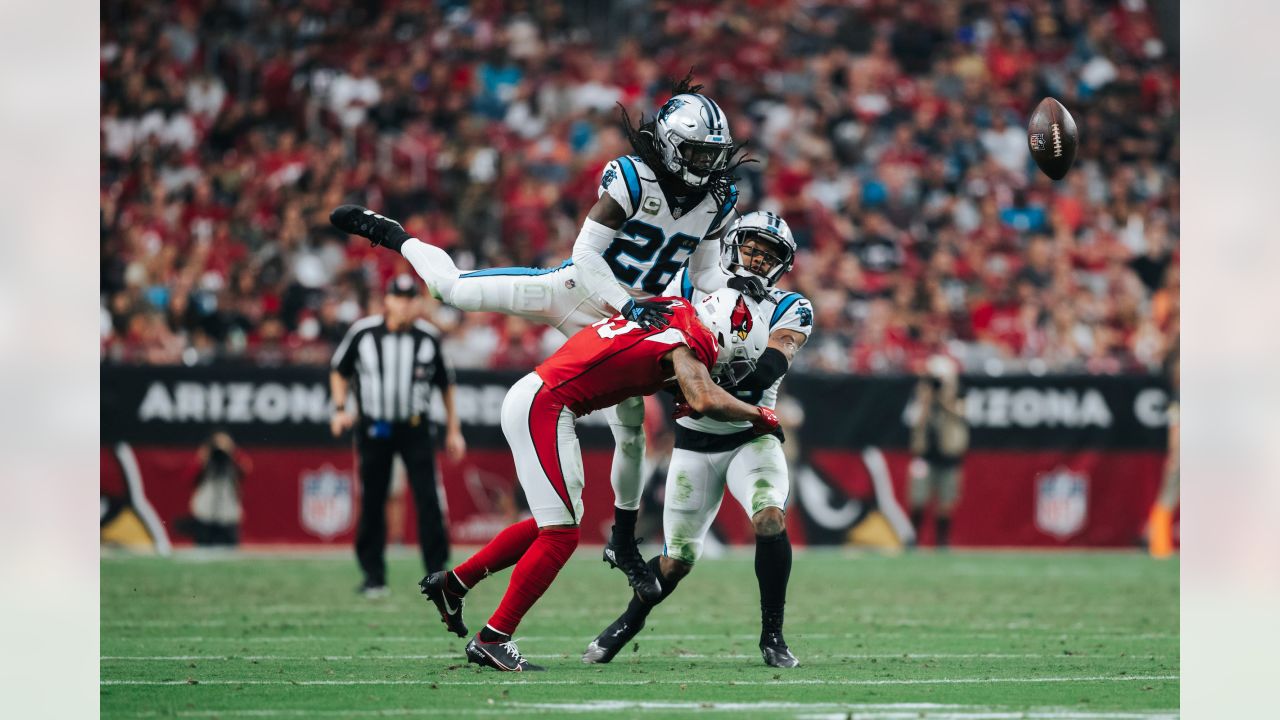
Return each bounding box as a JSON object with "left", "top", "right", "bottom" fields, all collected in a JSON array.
[
  {"left": 602, "top": 397, "right": 662, "bottom": 602},
  {"left": 403, "top": 245, "right": 603, "bottom": 331},
  {"left": 607, "top": 397, "right": 647, "bottom": 512},
  {"left": 726, "top": 435, "right": 799, "bottom": 668},
  {"left": 462, "top": 373, "right": 584, "bottom": 671},
  {"left": 585, "top": 449, "right": 727, "bottom": 664},
  {"left": 583, "top": 556, "right": 694, "bottom": 664},
  {"left": 421, "top": 517, "right": 540, "bottom": 638}
]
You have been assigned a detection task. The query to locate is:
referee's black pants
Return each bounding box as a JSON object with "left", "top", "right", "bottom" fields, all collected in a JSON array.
[{"left": 354, "top": 419, "right": 449, "bottom": 586}]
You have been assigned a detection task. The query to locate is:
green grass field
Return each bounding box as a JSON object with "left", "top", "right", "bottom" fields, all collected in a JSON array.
[{"left": 101, "top": 548, "right": 1178, "bottom": 719}]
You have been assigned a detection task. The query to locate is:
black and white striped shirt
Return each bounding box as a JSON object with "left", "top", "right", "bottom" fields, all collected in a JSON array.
[{"left": 331, "top": 316, "right": 455, "bottom": 423}]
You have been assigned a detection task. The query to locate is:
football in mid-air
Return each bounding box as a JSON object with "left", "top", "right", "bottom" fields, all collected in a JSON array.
[{"left": 1027, "top": 97, "right": 1078, "bottom": 180}]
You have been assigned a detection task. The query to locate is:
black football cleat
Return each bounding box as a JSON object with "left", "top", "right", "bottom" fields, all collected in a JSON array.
[
  {"left": 419, "top": 572, "right": 468, "bottom": 638},
  {"left": 760, "top": 629, "right": 800, "bottom": 668},
  {"left": 602, "top": 535, "right": 662, "bottom": 603},
  {"left": 465, "top": 634, "right": 545, "bottom": 672},
  {"left": 329, "top": 204, "right": 410, "bottom": 249},
  {"left": 582, "top": 615, "right": 645, "bottom": 664}
]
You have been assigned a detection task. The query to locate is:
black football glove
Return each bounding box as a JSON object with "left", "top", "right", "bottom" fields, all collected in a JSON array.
[
  {"left": 622, "top": 298, "right": 673, "bottom": 330},
  {"left": 726, "top": 274, "right": 774, "bottom": 304}
]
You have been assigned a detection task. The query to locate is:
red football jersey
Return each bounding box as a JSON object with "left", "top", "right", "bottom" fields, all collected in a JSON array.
[{"left": 535, "top": 298, "right": 718, "bottom": 416}]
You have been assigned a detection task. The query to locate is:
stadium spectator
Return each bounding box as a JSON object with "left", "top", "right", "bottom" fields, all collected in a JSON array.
[{"left": 100, "top": 0, "right": 1179, "bottom": 377}]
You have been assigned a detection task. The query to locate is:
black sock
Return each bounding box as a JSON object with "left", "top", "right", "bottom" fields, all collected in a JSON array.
[
  {"left": 621, "top": 556, "right": 682, "bottom": 625},
  {"left": 478, "top": 626, "right": 509, "bottom": 643},
  {"left": 910, "top": 508, "right": 924, "bottom": 532},
  {"left": 385, "top": 227, "right": 411, "bottom": 252},
  {"left": 756, "top": 531, "right": 792, "bottom": 630},
  {"left": 936, "top": 516, "right": 951, "bottom": 547},
  {"left": 445, "top": 571, "right": 468, "bottom": 597},
  {"left": 611, "top": 508, "right": 638, "bottom": 544}
]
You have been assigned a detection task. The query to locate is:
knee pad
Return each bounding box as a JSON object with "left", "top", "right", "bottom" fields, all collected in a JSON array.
[
  {"left": 447, "top": 278, "right": 485, "bottom": 311},
  {"left": 610, "top": 425, "right": 645, "bottom": 459},
  {"left": 752, "top": 508, "right": 787, "bottom": 537},
  {"left": 609, "top": 396, "right": 645, "bottom": 428}
]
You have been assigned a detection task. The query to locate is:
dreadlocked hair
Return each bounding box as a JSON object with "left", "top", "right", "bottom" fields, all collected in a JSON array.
[{"left": 616, "top": 70, "right": 756, "bottom": 209}]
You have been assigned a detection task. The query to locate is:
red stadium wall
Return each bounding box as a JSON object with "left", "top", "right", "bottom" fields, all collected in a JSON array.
[
  {"left": 101, "top": 366, "right": 1176, "bottom": 549},
  {"left": 101, "top": 445, "right": 1171, "bottom": 549}
]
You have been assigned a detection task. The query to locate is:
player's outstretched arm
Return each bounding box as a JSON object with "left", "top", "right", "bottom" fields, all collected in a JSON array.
[{"left": 670, "top": 346, "right": 778, "bottom": 432}]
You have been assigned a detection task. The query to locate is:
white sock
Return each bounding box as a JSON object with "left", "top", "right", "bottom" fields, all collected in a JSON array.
[{"left": 400, "top": 238, "right": 460, "bottom": 301}]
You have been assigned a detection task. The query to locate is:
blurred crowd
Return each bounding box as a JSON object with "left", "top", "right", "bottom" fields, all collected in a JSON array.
[{"left": 101, "top": 0, "right": 1179, "bottom": 375}]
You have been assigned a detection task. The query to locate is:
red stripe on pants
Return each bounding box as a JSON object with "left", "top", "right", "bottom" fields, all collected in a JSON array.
[{"left": 528, "top": 384, "right": 575, "bottom": 520}]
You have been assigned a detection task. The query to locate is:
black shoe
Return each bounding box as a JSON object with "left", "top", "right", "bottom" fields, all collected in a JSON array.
[
  {"left": 330, "top": 205, "right": 410, "bottom": 249},
  {"left": 465, "top": 634, "right": 545, "bottom": 672},
  {"left": 581, "top": 615, "right": 645, "bottom": 664},
  {"left": 760, "top": 629, "right": 799, "bottom": 668},
  {"left": 419, "top": 572, "right": 468, "bottom": 638},
  {"left": 603, "top": 535, "right": 661, "bottom": 603}
]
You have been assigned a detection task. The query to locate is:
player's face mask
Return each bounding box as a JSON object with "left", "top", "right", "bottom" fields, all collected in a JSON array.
[
  {"left": 678, "top": 141, "right": 730, "bottom": 177},
  {"left": 723, "top": 223, "right": 796, "bottom": 287},
  {"left": 738, "top": 234, "right": 786, "bottom": 277}
]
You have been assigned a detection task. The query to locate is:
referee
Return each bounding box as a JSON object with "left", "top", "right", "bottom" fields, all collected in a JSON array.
[{"left": 330, "top": 274, "right": 466, "bottom": 597}]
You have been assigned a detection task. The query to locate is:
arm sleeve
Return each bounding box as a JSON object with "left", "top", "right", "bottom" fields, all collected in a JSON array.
[
  {"left": 571, "top": 217, "right": 635, "bottom": 313},
  {"left": 331, "top": 324, "right": 362, "bottom": 377},
  {"left": 733, "top": 347, "right": 790, "bottom": 393},
  {"left": 686, "top": 236, "right": 730, "bottom": 293}
]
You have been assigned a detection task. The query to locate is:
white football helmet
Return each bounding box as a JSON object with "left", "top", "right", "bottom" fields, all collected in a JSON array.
[
  {"left": 722, "top": 210, "right": 797, "bottom": 286},
  {"left": 693, "top": 288, "right": 769, "bottom": 387},
  {"left": 653, "top": 93, "right": 734, "bottom": 189}
]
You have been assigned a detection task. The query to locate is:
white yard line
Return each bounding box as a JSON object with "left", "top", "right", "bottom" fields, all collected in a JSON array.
[
  {"left": 101, "top": 652, "right": 1135, "bottom": 662},
  {"left": 101, "top": 673, "right": 1178, "bottom": 687},
  {"left": 118, "top": 703, "right": 1179, "bottom": 719},
  {"left": 510, "top": 702, "right": 1178, "bottom": 719},
  {"left": 120, "top": 631, "right": 1177, "bottom": 643}
]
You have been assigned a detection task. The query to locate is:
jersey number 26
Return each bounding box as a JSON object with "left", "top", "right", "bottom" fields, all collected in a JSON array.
[{"left": 604, "top": 220, "right": 701, "bottom": 296}]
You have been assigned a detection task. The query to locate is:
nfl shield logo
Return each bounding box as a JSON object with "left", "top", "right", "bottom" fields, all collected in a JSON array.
[
  {"left": 300, "top": 466, "right": 354, "bottom": 539},
  {"left": 1035, "top": 468, "right": 1088, "bottom": 540}
]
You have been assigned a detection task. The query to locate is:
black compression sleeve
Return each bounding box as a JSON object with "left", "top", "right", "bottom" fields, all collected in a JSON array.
[{"left": 735, "top": 347, "right": 789, "bottom": 393}]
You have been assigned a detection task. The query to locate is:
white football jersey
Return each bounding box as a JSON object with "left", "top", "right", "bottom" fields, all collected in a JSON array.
[
  {"left": 664, "top": 267, "right": 814, "bottom": 435},
  {"left": 598, "top": 155, "right": 737, "bottom": 299}
]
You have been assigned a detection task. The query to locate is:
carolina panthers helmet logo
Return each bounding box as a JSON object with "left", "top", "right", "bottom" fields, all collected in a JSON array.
[
  {"left": 730, "top": 296, "right": 754, "bottom": 341},
  {"left": 659, "top": 97, "right": 687, "bottom": 122}
]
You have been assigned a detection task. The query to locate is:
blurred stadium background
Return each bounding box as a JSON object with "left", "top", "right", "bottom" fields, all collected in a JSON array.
[{"left": 100, "top": 0, "right": 1179, "bottom": 554}]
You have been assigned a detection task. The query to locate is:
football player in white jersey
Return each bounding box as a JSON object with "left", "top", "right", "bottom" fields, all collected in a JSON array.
[
  {"left": 329, "top": 77, "right": 770, "bottom": 604},
  {"left": 582, "top": 210, "right": 813, "bottom": 669}
]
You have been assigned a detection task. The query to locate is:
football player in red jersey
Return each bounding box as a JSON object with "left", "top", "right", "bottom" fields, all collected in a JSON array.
[{"left": 418, "top": 288, "right": 772, "bottom": 671}]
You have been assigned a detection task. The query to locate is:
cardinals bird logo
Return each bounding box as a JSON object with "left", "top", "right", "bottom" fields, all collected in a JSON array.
[{"left": 730, "top": 296, "right": 753, "bottom": 341}]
